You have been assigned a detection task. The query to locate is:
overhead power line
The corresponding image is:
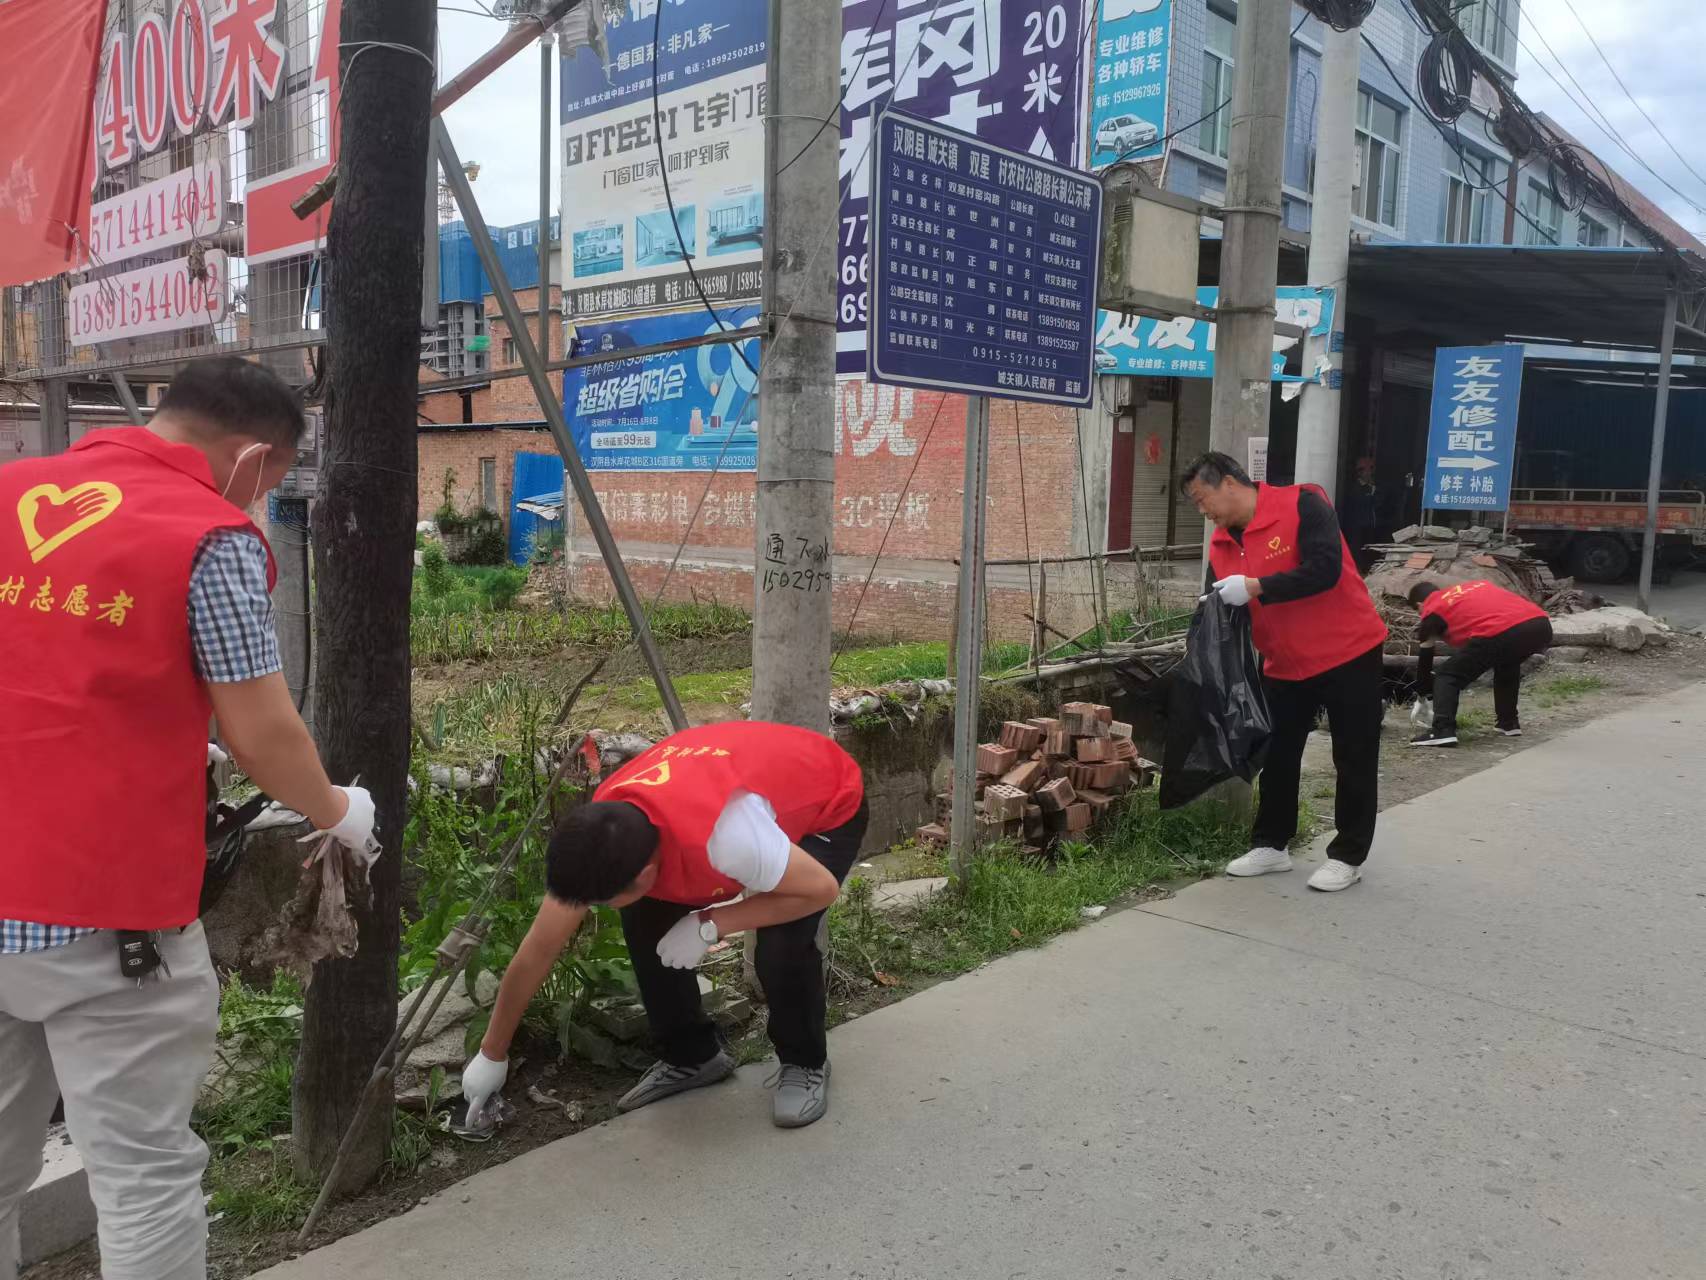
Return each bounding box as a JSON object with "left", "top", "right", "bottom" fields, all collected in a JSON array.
[{"left": 1554, "top": 0, "right": 1706, "bottom": 195}]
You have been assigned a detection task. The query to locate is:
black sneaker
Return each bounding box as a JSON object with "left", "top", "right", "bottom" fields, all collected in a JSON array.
[
  {"left": 1409, "top": 731, "right": 1459, "bottom": 747},
  {"left": 1495, "top": 725, "right": 1522, "bottom": 737}
]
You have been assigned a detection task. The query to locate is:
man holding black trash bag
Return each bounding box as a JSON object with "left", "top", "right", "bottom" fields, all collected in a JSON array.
[{"left": 1181, "top": 452, "right": 1388, "bottom": 892}]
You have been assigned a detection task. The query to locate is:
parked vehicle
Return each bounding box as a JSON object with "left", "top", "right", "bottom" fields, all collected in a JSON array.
[{"left": 1507, "top": 487, "right": 1706, "bottom": 582}]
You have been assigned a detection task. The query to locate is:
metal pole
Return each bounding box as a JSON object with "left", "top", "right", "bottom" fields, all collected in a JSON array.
[
  {"left": 1293, "top": 23, "right": 1357, "bottom": 498},
  {"left": 1207, "top": 0, "right": 1290, "bottom": 468},
  {"left": 434, "top": 118, "right": 687, "bottom": 730},
  {"left": 108, "top": 372, "right": 145, "bottom": 425},
  {"left": 950, "top": 396, "right": 990, "bottom": 881},
  {"left": 1637, "top": 286, "right": 1679, "bottom": 613},
  {"left": 751, "top": 0, "right": 840, "bottom": 733},
  {"left": 538, "top": 30, "right": 553, "bottom": 358}
]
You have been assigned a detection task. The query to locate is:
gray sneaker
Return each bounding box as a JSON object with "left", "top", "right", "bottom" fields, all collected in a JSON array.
[
  {"left": 616, "top": 1050, "right": 735, "bottom": 1113},
  {"left": 769, "top": 1062, "right": 831, "bottom": 1129}
]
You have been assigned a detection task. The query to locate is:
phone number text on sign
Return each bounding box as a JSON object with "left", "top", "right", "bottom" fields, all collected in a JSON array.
[
  {"left": 87, "top": 160, "right": 225, "bottom": 266},
  {"left": 69, "top": 251, "right": 228, "bottom": 348}
]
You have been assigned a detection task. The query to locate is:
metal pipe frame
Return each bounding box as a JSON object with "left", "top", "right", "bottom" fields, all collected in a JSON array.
[{"left": 434, "top": 117, "right": 688, "bottom": 731}]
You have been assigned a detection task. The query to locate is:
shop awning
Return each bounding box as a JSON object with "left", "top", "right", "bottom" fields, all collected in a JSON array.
[{"left": 1346, "top": 244, "right": 1706, "bottom": 357}]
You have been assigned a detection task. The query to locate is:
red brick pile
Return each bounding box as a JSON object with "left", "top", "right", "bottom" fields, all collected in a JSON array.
[{"left": 915, "top": 702, "right": 1158, "bottom": 856}]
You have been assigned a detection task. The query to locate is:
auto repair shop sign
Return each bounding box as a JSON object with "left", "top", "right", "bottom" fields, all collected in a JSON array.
[{"left": 1088, "top": 0, "right": 1171, "bottom": 169}]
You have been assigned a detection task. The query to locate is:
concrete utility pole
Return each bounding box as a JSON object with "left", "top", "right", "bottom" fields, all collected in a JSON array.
[
  {"left": 538, "top": 28, "right": 553, "bottom": 357},
  {"left": 1208, "top": 0, "right": 1292, "bottom": 471},
  {"left": 1293, "top": 23, "right": 1359, "bottom": 498},
  {"left": 751, "top": 0, "right": 840, "bottom": 733}
]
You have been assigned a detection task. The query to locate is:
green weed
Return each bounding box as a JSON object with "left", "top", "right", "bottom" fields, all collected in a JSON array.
[
  {"left": 829, "top": 790, "right": 1246, "bottom": 983},
  {"left": 1534, "top": 673, "right": 1607, "bottom": 707}
]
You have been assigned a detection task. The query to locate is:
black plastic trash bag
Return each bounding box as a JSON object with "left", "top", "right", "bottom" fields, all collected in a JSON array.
[{"left": 1158, "top": 596, "right": 1272, "bottom": 809}]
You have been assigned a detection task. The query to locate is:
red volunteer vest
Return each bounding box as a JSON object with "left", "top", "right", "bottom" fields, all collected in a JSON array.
[
  {"left": 0, "top": 428, "right": 276, "bottom": 929},
  {"left": 1208, "top": 483, "right": 1387, "bottom": 681},
  {"left": 593, "top": 721, "right": 865, "bottom": 907},
  {"left": 1420, "top": 580, "right": 1546, "bottom": 646}
]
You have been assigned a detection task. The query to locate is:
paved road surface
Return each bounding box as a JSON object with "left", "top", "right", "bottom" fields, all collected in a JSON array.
[{"left": 260, "top": 685, "right": 1706, "bottom": 1280}]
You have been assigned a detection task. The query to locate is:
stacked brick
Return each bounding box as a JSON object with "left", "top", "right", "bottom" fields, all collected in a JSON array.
[{"left": 915, "top": 701, "right": 1160, "bottom": 855}]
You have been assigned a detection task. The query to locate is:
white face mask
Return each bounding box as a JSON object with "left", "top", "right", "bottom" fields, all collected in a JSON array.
[{"left": 220, "top": 441, "right": 271, "bottom": 507}]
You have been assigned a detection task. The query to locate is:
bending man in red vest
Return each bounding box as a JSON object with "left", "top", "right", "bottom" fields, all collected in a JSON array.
[
  {"left": 1407, "top": 579, "right": 1553, "bottom": 747},
  {"left": 461, "top": 722, "right": 868, "bottom": 1129},
  {"left": 1182, "top": 452, "right": 1389, "bottom": 893},
  {"left": 0, "top": 358, "right": 376, "bottom": 1280}
]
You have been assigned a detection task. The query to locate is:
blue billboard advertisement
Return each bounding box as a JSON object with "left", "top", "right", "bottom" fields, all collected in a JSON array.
[
  {"left": 1089, "top": 0, "right": 1172, "bottom": 168},
  {"left": 838, "top": 0, "right": 1090, "bottom": 376},
  {"left": 565, "top": 306, "right": 761, "bottom": 472},
  {"left": 1093, "top": 286, "right": 1335, "bottom": 380}
]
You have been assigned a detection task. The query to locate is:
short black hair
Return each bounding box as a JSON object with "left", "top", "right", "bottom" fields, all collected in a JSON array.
[
  {"left": 156, "top": 356, "right": 304, "bottom": 451},
  {"left": 1407, "top": 579, "right": 1443, "bottom": 607},
  {"left": 545, "top": 801, "right": 660, "bottom": 905},
  {"left": 1178, "top": 450, "right": 1253, "bottom": 496}
]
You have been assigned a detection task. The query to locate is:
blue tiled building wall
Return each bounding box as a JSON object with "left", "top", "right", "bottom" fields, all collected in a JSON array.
[{"left": 439, "top": 215, "right": 562, "bottom": 304}]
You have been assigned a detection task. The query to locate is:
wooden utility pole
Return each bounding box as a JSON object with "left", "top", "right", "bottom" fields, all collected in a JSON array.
[{"left": 293, "top": 0, "right": 435, "bottom": 1190}]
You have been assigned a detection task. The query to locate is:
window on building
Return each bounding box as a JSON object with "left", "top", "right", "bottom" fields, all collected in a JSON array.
[
  {"left": 1440, "top": 153, "right": 1508, "bottom": 244},
  {"left": 1577, "top": 213, "right": 1610, "bottom": 246},
  {"left": 502, "top": 336, "right": 516, "bottom": 366},
  {"left": 1199, "top": 6, "right": 1236, "bottom": 160},
  {"left": 1459, "top": 0, "right": 1514, "bottom": 63},
  {"left": 1522, "top": 178, "right": 1564, "bottom": 245},
  {"left": 479, "top": 458, "right": 498, "bottom": 513},
  {"left": 1354, "top": 90, "right": 1403, "bottom": 228}
]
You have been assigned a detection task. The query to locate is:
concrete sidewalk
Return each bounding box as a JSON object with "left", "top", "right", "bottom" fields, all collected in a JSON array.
[{"left": 260, "top": 686, "right": 1706, "bottom": 1280}]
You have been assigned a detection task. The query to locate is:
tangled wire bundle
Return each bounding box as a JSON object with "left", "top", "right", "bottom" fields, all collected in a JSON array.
[{"left": 1298, "top": 0, "right": 1376, "bottom": 31}]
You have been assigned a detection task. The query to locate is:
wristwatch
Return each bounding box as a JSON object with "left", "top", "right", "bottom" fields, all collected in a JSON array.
[{"left": 696, "top": 910, "right": 720, "bottom": 945}]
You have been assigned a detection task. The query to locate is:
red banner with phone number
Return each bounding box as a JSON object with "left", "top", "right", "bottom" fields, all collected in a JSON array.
[{"left": 0, "top": 0, "right": 107, "bottom": 288}]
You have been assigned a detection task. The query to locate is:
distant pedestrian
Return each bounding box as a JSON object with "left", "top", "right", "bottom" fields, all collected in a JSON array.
[
  {"left": 1181, "top": 451, "right": 1389, "bottom": 893},
  {"left": 1407, "top": 579, "right": 1553, "bottom": 747},
  {"left": 1342, "top": 457, "right": 1384, "bottom": 571}
]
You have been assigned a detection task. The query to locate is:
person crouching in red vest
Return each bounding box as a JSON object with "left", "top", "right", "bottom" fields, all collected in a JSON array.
[
  {"left": 0, "top": 358, "right": 376, "bottom": 1280},
  {"left": 1407, "top": 578, "right": 1552, "bottom": 747},
  {"left": 1181, "top": 451, "right": 1389, "bottom": 894},
  {"left": 461, "top": 721, "right": 867, "bottom": 1130}
]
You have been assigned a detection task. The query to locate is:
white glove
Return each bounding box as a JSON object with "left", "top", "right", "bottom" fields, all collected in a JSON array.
[
  {"left": 323, "top": 785, "right": 378, "bottom": 857},
  {"left": 1410, "top": 696, "right": 1433, "bottom": 726},
  {"left": 1212, "top": 575, "right": 1252, "bottom": 607},
  {"left": 460, "top": 1050, "right": 509, "bottom": 1119},
  {"left": 207, "top": 743, "right": 229, "bottom": 767},
  {"left": 657, "top": 913, "right": 712, "bottom": 970}
]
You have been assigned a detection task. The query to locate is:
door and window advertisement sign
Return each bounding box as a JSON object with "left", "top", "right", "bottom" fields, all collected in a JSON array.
[{"left": 559, "top": 0, "right": 768, "bottom": 320}]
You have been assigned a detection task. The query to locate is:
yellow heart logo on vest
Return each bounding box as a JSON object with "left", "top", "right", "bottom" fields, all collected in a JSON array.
[{"left": 16, "top": 482, "right": 123, "bottom": 563}]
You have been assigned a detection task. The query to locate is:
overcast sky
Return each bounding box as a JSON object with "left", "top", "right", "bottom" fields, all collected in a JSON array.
[
  {"left": 1513, "top": 0, "right": 1706, "bottom": 239},
  {"left": 433, "top": 2, "right": 1706, "bottom": 239},
  {"left": 436, "top": 7, "right": 564, "bottom": 229}
]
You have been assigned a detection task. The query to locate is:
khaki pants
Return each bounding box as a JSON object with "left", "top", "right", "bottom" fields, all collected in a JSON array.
[{"left": 0, "top": 925, "right": 219, "bottom": 1280}]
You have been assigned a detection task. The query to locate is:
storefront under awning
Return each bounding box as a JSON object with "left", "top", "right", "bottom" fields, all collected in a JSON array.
[{"left": 1341, "top": 243, "right": 1706, "bottom": 607}]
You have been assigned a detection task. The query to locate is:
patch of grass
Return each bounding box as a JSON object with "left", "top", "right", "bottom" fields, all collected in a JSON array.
[
  {"left": 207, "top": 1155, "right": 314, "bottom": 1232},
  {"left": 829, "top": 790, "right": 1247, "bottom": 984},
  {"left": 1534, "top": 673, "right": 1607, "bottom": 708},
  {"left": 411, "top": 595, "right": 750, "bottom": 665},
  {"left": 830, "top": 640, "right": 1032, "bottom": 686},
  {"left": 197, "top": 974, "right": 302, "bottom": 1155}
]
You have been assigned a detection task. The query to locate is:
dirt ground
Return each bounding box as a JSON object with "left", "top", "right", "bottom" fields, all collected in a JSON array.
[
  {"left": 26, "top": 636, "right": 1706, "bottom": 1280},
  {"left": 1303, "top": 634, "right": 1706, "bottom": 813}
]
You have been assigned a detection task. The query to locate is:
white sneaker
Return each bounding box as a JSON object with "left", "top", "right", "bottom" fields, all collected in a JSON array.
[
  {"left": 1307, "top": 859, "right": 1362, "bottom": 892},
  {"left": 1226, "top": 847, "right": 1292, "bottom": 877}
]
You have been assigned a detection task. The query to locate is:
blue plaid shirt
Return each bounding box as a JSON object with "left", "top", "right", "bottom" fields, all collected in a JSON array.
[{"left": 1, "top": 529, "right": 280, "bottom": 954}]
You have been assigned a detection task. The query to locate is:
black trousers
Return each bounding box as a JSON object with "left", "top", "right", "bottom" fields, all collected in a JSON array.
[
  {"left": 618, "top": 799, "right": 869, "bottom": 1070},
  {"left": 1252, "top": 644, "right": 1384, "bottom": 867},
  {"left": 1432, "top": 617, "right": 1553, "bottom": 734}
]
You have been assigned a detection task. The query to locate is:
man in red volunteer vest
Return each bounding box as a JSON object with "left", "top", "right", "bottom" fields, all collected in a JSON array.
[
  {"left": 461, "top": 721, "right": 867, "bottom": 1129},
  {"left": 1406, "top": 578, "right": 1553, "bottom": 747},
  {"left": 1181, "top": 452, "right": 1389, "bottom": 893},
  {"left": 0, "top": 358, "right": 375, "bottom": 1280}
]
